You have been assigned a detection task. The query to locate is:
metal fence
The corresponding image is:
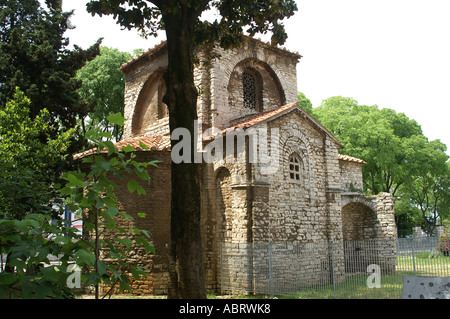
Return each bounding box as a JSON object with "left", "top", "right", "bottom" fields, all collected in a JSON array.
[{"left": 220, "top": 238, "right": 450, "bottom": 299}]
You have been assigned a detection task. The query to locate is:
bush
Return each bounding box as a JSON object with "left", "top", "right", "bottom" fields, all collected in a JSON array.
[{"left": 437, "top": 231, "right": 450, "bottom": 256}]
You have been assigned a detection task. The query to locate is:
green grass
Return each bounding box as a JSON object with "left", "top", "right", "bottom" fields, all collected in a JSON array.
[
  {"left": 219, "top": 254, "right": 450, "bottom": 299},
  {"left": 285, "top": 254, "right": 450, "bottom": 299},
  {"left": 81, "top": 255, "right": 450, "bottom": 300}
]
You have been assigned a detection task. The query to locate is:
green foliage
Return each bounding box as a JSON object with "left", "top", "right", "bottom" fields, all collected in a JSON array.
[
  {"left": 0, "top": 90, "right": 82, "bottom": 298},
  {"left": 61, "top": 112, "right": 157, "bottom": 298},
  {"left": 402, "top": 158, "right": 450, "bottom": 236},
  {"left": 0, "top": 88, "right": 73, "bottom": 219},
  {"left": 437, "top": 231, "right": 450, "bottom": 256},
  {"left": 0, "top": 0, "right": 100, "bottom": 135},
  {"left": 0, "top": 89, "right": 73, "bottom": 172},
  {"left": 297, "top": 92, "right": 313, "bottom": 115},
  {"left": 76, "top": 47, "right": 134, "bottom": 141},
  {"left": 312, "top": 95, "right": 450, "bottom": 235},
  {"left": 85, "top": 0, "right": 297, "bottom": 49},
  {"left": 0, "top": 96, "right": 157, "bottom": 298},
  {"left": 0, "top": 213, "right": 83, "bottom": 298}
]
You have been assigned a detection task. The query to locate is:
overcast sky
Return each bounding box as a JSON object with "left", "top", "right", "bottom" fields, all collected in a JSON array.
[{"left": 60, "top": 0, "right": 450, "bottom": 154}]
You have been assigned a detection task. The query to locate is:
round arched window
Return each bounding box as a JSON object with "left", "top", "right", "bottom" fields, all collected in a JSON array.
[
  {"left": 243, "top": 71, "right": 257, "bottom": 110},
  {"left": 289, "top": 154, "right": 302, "bottom": 182}
]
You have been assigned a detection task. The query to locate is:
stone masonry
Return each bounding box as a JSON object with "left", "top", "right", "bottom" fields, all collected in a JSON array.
[{"left": 77, "top": 36, "right": 397, "bottom": 295}]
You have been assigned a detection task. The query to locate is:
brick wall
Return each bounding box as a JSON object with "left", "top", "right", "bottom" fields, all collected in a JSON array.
[{"left": 83, "top": 150, "right": 172, "bottom": 295}]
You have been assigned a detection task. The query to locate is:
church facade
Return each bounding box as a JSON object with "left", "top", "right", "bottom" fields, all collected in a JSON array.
[{"left": 79, "top": 37, "right": 397, "bottom": 295}]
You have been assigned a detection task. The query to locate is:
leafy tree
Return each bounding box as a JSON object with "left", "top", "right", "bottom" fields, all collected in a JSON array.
[
  {"left": 0, "top": 88, "right": 73, "bottom": 219},
  {"left": 85, "top": 0, "right": 298, "bottom": 299},
  {"left": 400, "top": 146, "right": 449, "bottom": 236},
  {"left": 61, "top": 113, "right": 156, "bottom": 299},
  {"left": 0, "top": 104, "right": 155, "bottom": 298},
  {"left": 297, "top": 92, "right": 313, "bottom": 115},
  {"left": 313, "top": 96, "right": 428, "bottom": 196},
  {"left": 76, "top": 47, "right": 134, "bottom": 141},
  {"left": 0, "top": 89, "right": 78, "bottom": 298},
  {"left": 0, "top": 0, "right": 100, "bottom": 140},
  {"left": 313, "top": 96, "right": 450, "bottom": 235}
]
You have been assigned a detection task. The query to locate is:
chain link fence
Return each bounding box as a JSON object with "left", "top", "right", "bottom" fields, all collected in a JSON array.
[{"left": 220, "top": 238, "right": 450, "bottom": 299}]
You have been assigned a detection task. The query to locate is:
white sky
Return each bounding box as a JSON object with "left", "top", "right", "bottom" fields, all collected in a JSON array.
[{"left": 60, "top": 0, "right": 450, "bottom": 154}]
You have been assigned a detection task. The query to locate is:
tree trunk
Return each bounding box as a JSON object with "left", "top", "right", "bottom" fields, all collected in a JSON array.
[{"left": 162, "top": 10, "right": 206, "bottom": 299}]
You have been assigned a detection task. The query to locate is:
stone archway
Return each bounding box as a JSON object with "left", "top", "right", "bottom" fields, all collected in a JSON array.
[
  {"left": 341, "top": 201, "right": 379, "bottom": 241},
  {"left": 340, "top": 194, "right": 397, "bottom": 274},
  {"left": 131, "top": 68, "right": 167, "bottom": 136}
]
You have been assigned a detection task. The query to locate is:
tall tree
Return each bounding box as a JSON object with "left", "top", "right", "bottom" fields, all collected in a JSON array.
[
  {"left": 0, "top": 0, "right": 100, "bottom": 140},
  {"left": 85, "top": 0, "right": 298, "bottom": 299},
  {"left": 297, "top": 91, "right": 313, "bottom": 115},
  {"left": 0, "top": 88, "right": 73, "bottom": 220},
  {"left": 76, "top": 46, "right": 133, "bottom": 141},
  {"left": 313, "top": 96, "right": 450, "bottom": 236},
  {"left": 313, "top": 96, "right": 428, "bottom": 196},
  {"left": 400, "top": 143, "right": 449, "bottom": 236}
]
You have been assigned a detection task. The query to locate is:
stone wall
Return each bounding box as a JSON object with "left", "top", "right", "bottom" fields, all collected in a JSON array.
[
  {"left": 339, "top": 159, "right": 364, "bottom": 192},
  {"left": 83, "top": 150, "right": 172, "bottom": 295},
  {"left": 113, "top": 37, "right": 398, "bottom": 295},
  {"left": 122, "top": 44, "right": 169, "bottom": 140},
  {"left": 210, "top": 37, "right": 300, "bottom": 130}
]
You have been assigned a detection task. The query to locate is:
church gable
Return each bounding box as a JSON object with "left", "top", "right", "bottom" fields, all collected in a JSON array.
[{"left": 120, "top": 37, "right": 301, "bottom": 139}]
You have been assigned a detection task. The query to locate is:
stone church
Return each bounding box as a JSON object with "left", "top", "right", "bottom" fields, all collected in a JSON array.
[{"left": 77, "top": 36, "right": 397, "bottom": 295}]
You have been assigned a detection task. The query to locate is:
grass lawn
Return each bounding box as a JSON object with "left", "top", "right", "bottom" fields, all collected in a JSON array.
[{"left": 80, "top": 254, "right": 450, "bottom": 300}]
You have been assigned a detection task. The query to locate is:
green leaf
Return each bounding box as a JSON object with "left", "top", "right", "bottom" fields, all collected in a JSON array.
[
  {"left": 41, "top": 266, "right": 59, "bottom": 282},
  {"left": 115, "top": 238, "right": 132, "bottom": 250},
  {"left": 121, "top": 144, "right": 135, "bottom": 153},
  {"left": 136, "top": 236, "right": 154, "bottom": 253},
  {"left": 63, "top": 172, "right": 86, "bottom": 188},
  {"left": 134, "top": 166, "right": 150, "bottom": 182},
  {"left": 127, "top": 179, "right": 146, "bottom": 195},
  {"left": 97, "top": 260, "right": 107, "bottom": 275},
  {"left": 103, "top": 140, "right": 117, "bottom": 156},
  {"left": 0, "top": 272, "right": 16, "bottom": 285},
  {"left": 107, "top": 113, "right": 126, "bottom": 126},
  {"left": 137, "top": 212, "right": 146, "bottom": 218},
  {"left": 139, "top": 141, "right": 149, "bottom": 151},
  {"left": 75, "top": 249, "right": 96, "bottom": 266},
  {"left": 130, "top": 266, "right": 144, "bottom": 280}
]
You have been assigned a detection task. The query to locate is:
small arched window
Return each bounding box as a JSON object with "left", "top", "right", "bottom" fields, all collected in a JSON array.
[
  {"left": 289, "top": 154, "right": 302, "bottom": 182},
  {"left": 243, "top": 71, "right": 257, "bottom": 110}
]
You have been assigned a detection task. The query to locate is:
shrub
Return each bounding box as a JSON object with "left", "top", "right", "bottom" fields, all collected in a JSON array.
[{"left": 437, "top": 231, "right": 450, "bottom": 256}]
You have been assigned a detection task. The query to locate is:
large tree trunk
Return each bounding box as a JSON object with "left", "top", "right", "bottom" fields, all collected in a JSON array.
[{"left": 162, "top": 10, "right": 207, "bottom": 299}]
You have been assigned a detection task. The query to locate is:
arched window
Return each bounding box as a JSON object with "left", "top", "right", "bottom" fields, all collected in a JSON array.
[
  {"left": 289, "top": 154, "right": 302, "bottom": 182},
  {"left": 243, "top": 71, "right": 257, "bottom": 110}
]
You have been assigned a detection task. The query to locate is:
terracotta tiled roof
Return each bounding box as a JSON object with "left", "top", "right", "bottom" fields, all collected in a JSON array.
[
  {"left": 338, "top": 154, "right": 367, "bottom": 164},
  {"left": 73, "top": 135, "right": 171, "bottom": 160},
  {"left": 119, "top": 36, "right": 302, "bottom": 74},
  {"left": 227, "top": 102, "right": 298, "bottom": 130},
  {"left": 207, "top": 102, "right": 344, "bottom": 149},
  {"left": 120, "top": 41, "right": 168, "bottom": 74}
]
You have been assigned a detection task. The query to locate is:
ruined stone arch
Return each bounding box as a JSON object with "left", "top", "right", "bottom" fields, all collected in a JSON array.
[
  {"left": 341, "top": 200, "right": 379, "bottom": 241},
  {"left": 131, "top": 68, "right": 167, "bottom": 136}
]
